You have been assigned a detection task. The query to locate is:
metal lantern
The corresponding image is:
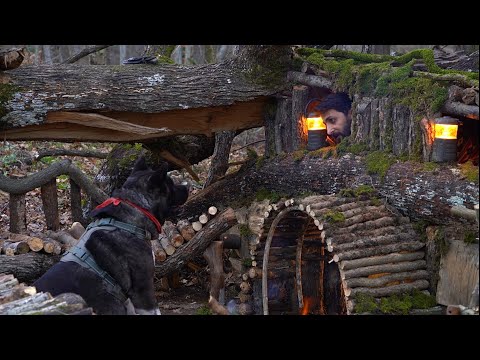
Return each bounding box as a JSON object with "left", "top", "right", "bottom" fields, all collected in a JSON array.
[
  {"left": 432, "top": 116, "right": 459, "bottom": 162},
  {"left": 306, "top": 112, "right": 327, "bottom": 151}
]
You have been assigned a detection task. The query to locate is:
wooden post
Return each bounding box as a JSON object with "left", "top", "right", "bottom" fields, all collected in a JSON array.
[
  {"left": 41, "top": 178, "right": 59, "bottom": 231},
  {"left": 275, "top": 96, "right": 293, "bottom": 154},
  {"left": 70, "top": 178, "right": 85, "bottom": 225},
  {"left": 203, "top": 241, "right": 225, "bottom": 301},
  {"left": 8, "top": 174, "right": 27, "bottom": 234},
  {"left": 291, "top": 85, "right": 310, "bottom": 151}
]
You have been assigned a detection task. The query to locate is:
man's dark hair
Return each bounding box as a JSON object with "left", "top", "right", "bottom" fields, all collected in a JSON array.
[{"left": 314, "top": 92, "right": 352, "bottom": 116}]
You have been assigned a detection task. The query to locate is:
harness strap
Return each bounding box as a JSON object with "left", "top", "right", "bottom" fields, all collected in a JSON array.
[
  {"left": 86, "top": 217, "right": 152, "bottom": 241},
  {"left": 61, "top": 225, "right": 128, "bottom": 303}
]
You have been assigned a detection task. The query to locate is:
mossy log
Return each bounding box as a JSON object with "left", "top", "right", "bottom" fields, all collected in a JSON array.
[
  {"left": 1, "top": 46, "right": 291, "bottom": 142},
  {"left": 177, "top": 155, "right": 478, "bottom": 225}
]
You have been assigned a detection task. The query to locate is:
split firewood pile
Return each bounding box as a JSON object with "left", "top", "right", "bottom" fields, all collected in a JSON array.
[
  {"left": 0, "top": 221, "right": 86, "bottom": 257},
  {"left": 153, "top": 206, "right": 219, "bottom": 263},
  {"left": 0, "top": 273, "right": 94, "bottom": 315},
  {"left": 237, "top": 191, "right": 430, "bottom": 315}
]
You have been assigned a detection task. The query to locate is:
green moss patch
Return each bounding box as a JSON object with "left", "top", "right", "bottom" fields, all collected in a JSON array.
[
  {"left": 255, "top": 188, "right": 286, "bottom": 203},
  {"left": 459, "top": 161, "right": 479, "bottom": 184},
  {"left": 0, "top": 83, "right": 20, "bottom": 119},
  {"left": 354, "top": 290, "right": 438, "bottom": 315},
  {"left": 324, "top": 210, "right": 345, "bottom": 223},
  {"left": 238, "top": 224, "right": 254, "bottom": 237},
  {"left": 196, "top": 305, "right": 213, "bottom": 315},
  {"left": 365, "top": 151, "right": 396, "bottom": 180}
]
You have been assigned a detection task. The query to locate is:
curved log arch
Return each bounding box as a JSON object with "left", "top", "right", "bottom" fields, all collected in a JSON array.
[{"left": 261, "top": 206, "right": 312, "bottom": 315}]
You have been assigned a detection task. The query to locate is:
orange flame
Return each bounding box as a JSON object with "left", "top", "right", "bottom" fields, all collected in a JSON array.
[
  {"left": 435, "top": 124, "right": 458, "bottom": 139},
  {"left": 307, "top": 117, "right": 326, "bottom": 130},
  {"left": 300, "top": 297, "right": 312, "bottom": 315}
]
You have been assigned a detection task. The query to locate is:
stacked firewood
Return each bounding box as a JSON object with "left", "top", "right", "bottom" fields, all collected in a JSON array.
[
  {"left": 153, "top": 206, "right": 218, "bottom": 263},
  {"left": 0, "top": 273, "right": 94, "bottom": 315}
]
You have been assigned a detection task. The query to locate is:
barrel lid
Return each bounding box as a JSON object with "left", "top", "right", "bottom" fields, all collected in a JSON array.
[{"left": 435, "top": 116, "right": 458, "bottom": 125}]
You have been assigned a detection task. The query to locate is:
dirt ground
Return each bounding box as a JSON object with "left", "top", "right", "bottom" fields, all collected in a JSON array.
[{"left": 156, "top": 285, "right": 210, "bottom": 315}]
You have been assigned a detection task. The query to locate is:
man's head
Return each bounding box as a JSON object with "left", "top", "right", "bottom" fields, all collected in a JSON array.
[{"left": 313, "top": 92, "right": 352, "bottom": 141}]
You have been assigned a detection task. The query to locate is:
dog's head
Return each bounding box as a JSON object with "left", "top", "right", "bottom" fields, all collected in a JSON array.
[{"left": 91, "top": 156, "right": 189, "bottom": 226}]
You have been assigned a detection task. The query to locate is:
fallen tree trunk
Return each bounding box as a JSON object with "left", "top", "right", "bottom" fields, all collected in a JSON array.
[
  {"left": 0, "top": 253, "right": 61, "bottom": 284},
  {"left": 177, "top": 155, "right": 479, "bottom": 225},
  {"left": 1, "top": 46, "right": 291, "bottom": 142},
  {"left": 154, "top": 207, "right": 237, "bottom": 277}
]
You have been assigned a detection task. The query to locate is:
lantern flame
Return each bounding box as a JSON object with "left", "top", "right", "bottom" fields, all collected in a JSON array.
[
  {"left": 307, "top": 117, "right": 326, "bottom": 130},
  {"left": 435, "top": 124, "right": 458, "bottom": 139}
]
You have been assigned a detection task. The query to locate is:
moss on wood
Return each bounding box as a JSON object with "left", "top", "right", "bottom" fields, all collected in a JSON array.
[
  {"left": 0, "top": 83, "right": 20, "bottom": 119},
  {"left": 324, "top": 210, "right": 345, "bottom": 223},
  {"left": 365, "top": 151, "right": 396, "bottom": 180},
  {"left": 459, "top": 161, "right": 479, "bottom": 184}
]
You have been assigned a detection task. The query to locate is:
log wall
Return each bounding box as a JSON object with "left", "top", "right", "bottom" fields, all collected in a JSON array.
[{"left": 239, "top": 193, "right": 431, "bottom": 315}]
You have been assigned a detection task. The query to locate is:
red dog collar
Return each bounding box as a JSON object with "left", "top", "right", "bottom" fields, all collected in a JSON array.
[{"left": 95, "top": 198, "right": 162, "bottom": 233}]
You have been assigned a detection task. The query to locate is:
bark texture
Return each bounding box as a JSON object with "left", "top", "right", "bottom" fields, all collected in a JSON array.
[
  {"left": 177, "top": 155, "right": 478, "bottom": 225},
  {"left": 1, "top": 46, "right": 291, "bottom": 142}
]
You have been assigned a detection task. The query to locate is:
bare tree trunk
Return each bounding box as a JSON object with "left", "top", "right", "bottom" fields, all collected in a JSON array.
[
  {"left": 43, "top": 45, "right": 52, "bottom": 64},
  {"left": 119, "top": 45, "right": 127, "bottom": 64},
  {"left": 371, "top": 45, "right": 391, "bottom": 55},
  {"left": 204, "top": 131, "right": 236, "bottom": 187}
]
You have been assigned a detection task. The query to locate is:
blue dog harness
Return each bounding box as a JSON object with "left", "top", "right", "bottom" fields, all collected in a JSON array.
[{"left": 60, "top": 217, "right": 154, "bottom": 304}]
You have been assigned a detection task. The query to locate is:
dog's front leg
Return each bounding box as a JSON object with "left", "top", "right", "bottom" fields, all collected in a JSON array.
[
  {"left": 126, "top": 263, "right": 161, "bottom": 315},
  {"left": 124, "top": 298, "right": 160, "bottom": 315}
]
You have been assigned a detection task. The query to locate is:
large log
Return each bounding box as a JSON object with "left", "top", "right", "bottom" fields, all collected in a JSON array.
[
  {"left": 1, "top": 46, "right": 291, "bottom": 142},
  {"left": 0, "top": 253, "right": 61, "bottom": 284},
  {"left": 154, "top": 207, "right": 237, "bottom": 277},
  {"left": 177, "top": 155, "right": 478, "bottom": 225}
]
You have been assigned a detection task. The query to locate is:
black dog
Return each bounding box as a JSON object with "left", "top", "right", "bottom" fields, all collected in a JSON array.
[{"left": 34, "top": 157, "right": 188, "bottom": 315}]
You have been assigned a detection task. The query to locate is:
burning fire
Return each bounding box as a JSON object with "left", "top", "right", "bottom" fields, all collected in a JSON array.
[
  {"left": 435, "top": 124, "right": 458, "bottom": 139},
  {"left": 307, "top": 117, "right": 326, "bottom": 130},
  {"left": 300, "top": 297, "right": 312, "bottom": 315}
]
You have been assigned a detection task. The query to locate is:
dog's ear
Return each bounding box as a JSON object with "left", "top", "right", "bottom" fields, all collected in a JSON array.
[
  {"left": 148, "top": 162, "right": 169, "bottom": 186},
  {"left": 172, "top": 184, "right": 189, "bottom": 206},
  {"left": 132, "top": 156, "right": 148, "bottom": 173}
]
